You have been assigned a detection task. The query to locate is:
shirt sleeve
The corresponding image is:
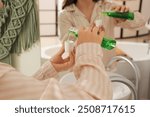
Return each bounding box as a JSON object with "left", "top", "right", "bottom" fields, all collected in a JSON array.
[
  {"left": 33, "top": 61, "right": 58, "bottom": 80},
  {"left": 0, "top": 62, "right": 15, "bottom": 78},
  {"left": 40, "top": 43, "right": 113, "bottom": 100},
  {"left": 74, "top": 43, "right": 112, "bottom": 99},
  {"left": 0, "top": 62, "right": 49, "bottom": 99},
  {"left": 115, "top": 11, "right": 146, "bottom": 30}
]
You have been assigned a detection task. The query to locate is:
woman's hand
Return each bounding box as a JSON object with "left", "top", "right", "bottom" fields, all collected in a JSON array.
[
  {"left": 51, "top": 26, "right": 104, "bottom": 72},
  {"left": 76, "top": 26, "right": 105, "bottom": 46},
  {"left": 51, "top": 46, "right": 75, "bottom": 72},
  {"left": 111, "top": 5, "right": 130, "bottom": 23}
]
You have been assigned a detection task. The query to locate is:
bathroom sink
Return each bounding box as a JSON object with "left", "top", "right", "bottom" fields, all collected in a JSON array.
[
  {"left": 59, "top": 72, "right": 131, "bottom": 100},
  {"left": 41, "top": 44, "right": 62, "bottom": 64},
  {"left": 116, "top": 41, "right": 150, "bottom": 99},
  {"left": 112, "top": 82, "right": 131, "bottom": 100}
]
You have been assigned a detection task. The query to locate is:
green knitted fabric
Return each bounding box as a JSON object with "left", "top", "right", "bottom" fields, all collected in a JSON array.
[{"left": 0, "top": 0, "right": 40, "bottom": 64}]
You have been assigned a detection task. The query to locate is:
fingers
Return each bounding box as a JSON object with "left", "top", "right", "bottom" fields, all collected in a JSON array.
[
  {"left": 98, "top": 26, "right": 105, "bottom": 35},
  {"left": 80, "top": 24, "right": 105, "bottom": 36},
  {"left": 52, "top": 51, "right": 75, "bottom": 72},
  {"left": 92, "top": 25, "right": 105, "bottom": 35},
  {"left": 69, "top": 52, "right": 75, "bottom": 65},
  {"left": 97, "top": 27, "right": 105, "bottom": 43},
  {"left": 113, "top": 6, "right": 121, "bottom": 12},
  {"left": 98, "top": 30, "right": 105, "bottom": 39},
  {"left": 57, "top": 46, "right": 65, "bottom": 56},
  {"left": 97, "top": 26, "right": 105, "bottom": 33},
  {"left": 63, "top": 51, "right": 75, "bottom": 63},
  {"left": 124, "top": 7, "right": 129, "bottom": 12},
  {"left": 77, "top": 24, "right": 106, "bottom": 45},
  {"left": 120, "top": 6, "right": 126, "bottom": 12},
  {"left": 84, "top": 25, "right": 93, "bottom": 32},
  {"left": 92, "top": 26, "right": 100, "bottom": 35},
  {"left": 111, "top": 6, "right": 129, "bottom": 12},
  {"left": 120, "top": 6, "right": 129, "bottom": 12},
  {"left": 61, "top": 52, "right": 75, "bottom": 70},
  {"left": 51, "top": 46, "right": 65, "bottom": 63},
  {"left": 63, "top": 57, "right": 70, "bottom": 63},
  {"left": 80, "top": 25, "right": 98, "bottom": 33},
  {"left": 89, "top": 24, "right": 95, "bottom": 32}
]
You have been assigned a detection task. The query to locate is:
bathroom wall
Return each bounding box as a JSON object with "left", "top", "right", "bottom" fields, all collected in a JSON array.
[{"left": 39, "top": 0, "right": 57, "bottom": 36}]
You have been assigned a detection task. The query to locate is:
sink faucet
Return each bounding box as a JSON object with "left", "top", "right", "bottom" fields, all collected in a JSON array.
[
  {"left": 106, "top": 56, "right": 140, "bottom": 98},
  {"left": 147, "top": 41, "right": 150, "bottom": 54}
]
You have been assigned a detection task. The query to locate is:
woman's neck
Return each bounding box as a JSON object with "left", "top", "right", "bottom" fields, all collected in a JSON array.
[
  {"left": 76, "top": 0, "right": 96, "bottom": 22},
  {"left": 76, "top": 0, "right": 95, "bottom": 8}
]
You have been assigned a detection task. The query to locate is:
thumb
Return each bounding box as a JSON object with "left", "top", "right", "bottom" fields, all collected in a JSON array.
[
  {"left": 57, "top": 46, "right": 65, "bottom": 57},
  {"left": 65, "top": 52, "right": 75, "bottom": 66}
]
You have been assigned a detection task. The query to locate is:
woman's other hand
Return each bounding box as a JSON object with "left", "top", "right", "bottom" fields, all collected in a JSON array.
[
  {"left": 76, "top": 26, "right": 105, "bottom": 46},
  {"left": 111, "top": 5, "right": 130, "bottom": 23},
  {"left": 51, "top": 46, "right": 75, "bottom": 72}
]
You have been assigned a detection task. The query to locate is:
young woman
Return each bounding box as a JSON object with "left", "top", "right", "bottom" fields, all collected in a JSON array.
[
  {"left": 0, "top": 26, "right": 112, "bottom": 100},
  {"left": 59, "top": 0, "right": 145, "bottom": 65}
]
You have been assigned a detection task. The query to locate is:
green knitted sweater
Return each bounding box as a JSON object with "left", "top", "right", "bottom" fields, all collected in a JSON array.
[{"left": 0, "top": 0, "right": 40, "bottom": 64}]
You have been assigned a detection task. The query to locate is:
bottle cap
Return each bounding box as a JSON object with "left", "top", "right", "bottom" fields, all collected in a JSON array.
[{"left": 69, "top": 27, "right": 78, "bottom": 38}]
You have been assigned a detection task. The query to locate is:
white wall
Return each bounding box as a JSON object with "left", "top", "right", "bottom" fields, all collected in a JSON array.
[{"left": 39, "top": 0, "right": 56, "bottom": 36}]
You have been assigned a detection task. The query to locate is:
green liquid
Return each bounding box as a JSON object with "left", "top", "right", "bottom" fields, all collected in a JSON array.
[
  {"left": 101, "top": 37, "right": 116, "bottom": 50},
  {"left": 69, "top": 29, "right": 116, "bottom": 50},
  {"left": 102, "top": 11, "right": 134, "bottom": 20}
]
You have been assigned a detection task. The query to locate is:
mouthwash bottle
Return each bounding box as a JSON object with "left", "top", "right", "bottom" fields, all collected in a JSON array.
[
  {"left": 102, "top": 11, "right": 134, "bottom": 20},
  {"left": 68, "top": 27, "right": 116, "bottom": 50}
]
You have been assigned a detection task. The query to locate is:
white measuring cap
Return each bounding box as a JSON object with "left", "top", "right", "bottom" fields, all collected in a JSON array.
[{"left": 95, "top": 19, "right": 103, "bottom": 27}]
